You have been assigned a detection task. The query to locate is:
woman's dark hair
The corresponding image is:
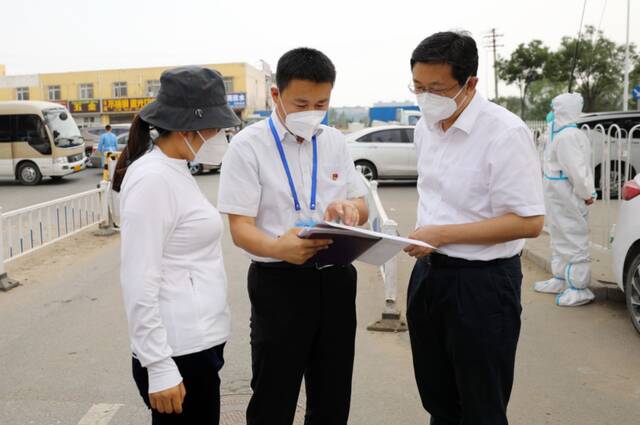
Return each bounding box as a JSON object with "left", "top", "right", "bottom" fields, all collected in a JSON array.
[
  {"left": 410, "top": 31, "right": 478, "bottom": 86},
  {"left": 112, "top": 115, "right": 168, "bottom": 192},
  {"left": 276, "top": 47, "right": 336, "bottom": 92}
]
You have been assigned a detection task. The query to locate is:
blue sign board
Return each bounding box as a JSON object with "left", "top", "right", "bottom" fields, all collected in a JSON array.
[
  {"left": 632, "top": 85, "right": 640, "bottom": 101},
  {"left": 227, "top": 92, "right": 247, "bottom": 109},
  {"left": 254, "top": 110, "right": 271, "bottom": 117}
]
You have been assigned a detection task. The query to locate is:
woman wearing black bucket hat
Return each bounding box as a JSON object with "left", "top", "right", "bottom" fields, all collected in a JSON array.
[{"left": 114, "top": 66, "right": 240, "bottom": 424}]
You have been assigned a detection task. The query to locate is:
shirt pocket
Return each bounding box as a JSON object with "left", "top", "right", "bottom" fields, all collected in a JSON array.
[
  {"left": 442, "top": 165, "right": 489, "bottom": 213},
  {"left": 320, "top": 164, "right": 348, "bottom": 204}
]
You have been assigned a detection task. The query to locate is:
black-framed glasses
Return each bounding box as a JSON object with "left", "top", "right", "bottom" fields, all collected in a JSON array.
[{"left": 408, "top": 81, "right": 462, "bottom": 96}]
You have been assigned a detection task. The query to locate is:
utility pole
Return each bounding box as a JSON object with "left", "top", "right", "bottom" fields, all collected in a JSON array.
[
  {"left": 484, "top": 28, "right": 504, "bottom": 101},
  {"left": 622, "top": 0, "right": 631, "bottom": 111}
]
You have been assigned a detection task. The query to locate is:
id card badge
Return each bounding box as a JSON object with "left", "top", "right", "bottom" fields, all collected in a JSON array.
[
  {"left": 294, "top": 210, "right": 317, "bottom": 228},
  {"left": 293, "top": 203, "right": 324, "bottom": 228}
]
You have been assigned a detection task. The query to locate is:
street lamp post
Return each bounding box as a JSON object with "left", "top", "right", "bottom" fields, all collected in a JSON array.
[{"left": 622, "top": 0, "right": 631, "bottom": 111}]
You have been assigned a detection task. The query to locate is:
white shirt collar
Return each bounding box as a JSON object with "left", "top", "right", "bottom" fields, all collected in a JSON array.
[
  {"left": 428, "top": 92, "right": 484, "bottom": 135},
  {"left": 150, "top": 145, "right": 191, "bottom": 176},
  {"left": 452, "top": 92, "right": 484, "bottom": 134}
]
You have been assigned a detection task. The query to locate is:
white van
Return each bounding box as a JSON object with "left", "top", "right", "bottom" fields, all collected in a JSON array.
[{"left": 0, "top": 101, "right": 86, "bottom": 185}]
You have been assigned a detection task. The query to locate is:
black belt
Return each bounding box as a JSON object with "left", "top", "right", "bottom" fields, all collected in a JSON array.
[
  {"left": 251, "top": 261, "right": 339, "bottom": 270},
  {"left": 421, "top": 252, "right": 521, "bottom": 268}
]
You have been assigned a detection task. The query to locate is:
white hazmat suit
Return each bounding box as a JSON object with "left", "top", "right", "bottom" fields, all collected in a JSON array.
[{"left": 533, "top": 93, "right": 596, "bottom": 306}]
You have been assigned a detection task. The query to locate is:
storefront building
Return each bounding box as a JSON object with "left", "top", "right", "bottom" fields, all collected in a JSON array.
[{"left": 0, "top": 62, "right": 272, "bottom": 127}]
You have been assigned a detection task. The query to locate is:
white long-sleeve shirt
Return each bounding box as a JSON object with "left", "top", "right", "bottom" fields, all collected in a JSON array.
[{"left": 119, "top": 146, "right": 230, "bottom": 393}]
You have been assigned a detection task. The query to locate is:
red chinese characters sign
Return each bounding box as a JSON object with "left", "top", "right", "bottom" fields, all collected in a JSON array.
[
  {"left": 69, "top": 100, "right": 101, "bottom": 114},
  {"left": 102, "top": 97, "right": 154, "bottom": 113}
]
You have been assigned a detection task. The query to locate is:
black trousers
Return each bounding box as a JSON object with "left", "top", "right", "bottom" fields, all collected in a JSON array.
[
  {"left": 246, "top": 262, "right": 358, "bottom": 425},
  {"left": 132, "top": 344, "right": 225, "bottom": 425},
  {"left": 407, "top": 254, "right": 523, "bottom": 425}
]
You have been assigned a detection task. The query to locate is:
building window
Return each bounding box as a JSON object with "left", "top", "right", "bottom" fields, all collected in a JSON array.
[
  {"left": 76, "top": 116, "right": 96, "bottom": 128},
  {"left": 146, "top": 80, "right": 161, "bottom": 97},
  {"left": 79, "top": 83, "right": 94, "bottom": 99},
  {"left": 47, "top": 85, "right": 61, "bottom": 101},
  {"left": 0, "top": 115, "right": 12, "bottom": 142},
  {"left": 113, "top": 81, "right": 128, "bottom": 98},
  {"left": 16, "top": 87, "right": 29, "bottom": 101},
  {"left": 223, "top": 77, "right": 234, "bottom": 93}
]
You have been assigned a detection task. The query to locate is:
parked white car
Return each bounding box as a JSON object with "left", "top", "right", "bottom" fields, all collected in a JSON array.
[
  {"left": 345, "top": 125, "right": 416, "bottom": 180},
  {"left": 611, "top": 173, "right": 640, "bottom": 334}
]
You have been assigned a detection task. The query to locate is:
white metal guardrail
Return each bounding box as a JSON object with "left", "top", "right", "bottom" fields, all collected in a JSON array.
[
  {"left": 358, "top": 173, "right": 407, "bottom": 332},
  {"left": 535, "top": 122, "right": 638, "bottom": 250},
  {"left": 0, "top": 181, "right": 112, "bottom": 291},
  {"left": 583, "top": 123, "right": 637, "bottom": 249}
]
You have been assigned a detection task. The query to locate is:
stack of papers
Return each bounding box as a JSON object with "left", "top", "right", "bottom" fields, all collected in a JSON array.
[{"left": 297, "top": 221, "right": 434, "bottom": 266}]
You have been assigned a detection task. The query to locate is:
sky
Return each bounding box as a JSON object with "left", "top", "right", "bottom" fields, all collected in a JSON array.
[{"left": 0, "top": 0, "right": 637, "bottom": 106}]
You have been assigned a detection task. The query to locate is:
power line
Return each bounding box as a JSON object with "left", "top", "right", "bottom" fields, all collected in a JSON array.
[
  {"left": 585, "top": 0, "right": 608, "bottom": 83},
  {"left": 484, "top": 28, "right": 504, "bottom": 100},
  {"left": 568, "top": 0, "right": 589, "bottom": 92}
]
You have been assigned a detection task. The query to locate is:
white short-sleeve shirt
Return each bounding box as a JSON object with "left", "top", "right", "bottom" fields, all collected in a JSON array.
[
  {"left": 218, "top": 112, "right": 368, "bottom": 262},
  {"left": 415, "top": 93, "right": 545, "bottom": 261}
]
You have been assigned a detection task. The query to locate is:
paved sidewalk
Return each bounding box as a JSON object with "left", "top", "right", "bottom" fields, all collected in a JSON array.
[
  {"left": 2, "top": 179, "right": 639, "bottom": 425},
  {"left": 522, "top": 198, "right": 626, "bottom": 302},
  {"left": 523, "top": 232, "right": 617, "bottom": 285}
]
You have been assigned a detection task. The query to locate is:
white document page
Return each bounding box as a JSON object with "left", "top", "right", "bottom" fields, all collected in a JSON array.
[{"left": 299, "top": 221, "right": 434, "bottom": 266}]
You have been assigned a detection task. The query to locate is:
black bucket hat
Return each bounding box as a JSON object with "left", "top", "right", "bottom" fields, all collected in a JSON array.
[{"left": 139, "top": 66, "right": 241, "bottom": 132}]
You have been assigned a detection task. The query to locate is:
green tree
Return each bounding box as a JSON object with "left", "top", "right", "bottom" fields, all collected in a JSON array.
[
  {"left": 626, "top": 60, "right": 640, "bottom": 110},
  {"left": 496, "top": 40, "right": 550, "bottom": 118},
  {"left": 547, "top": 26, "right": 636, "bottom": 112},
  {"left": 494, "top": 96, "right": 522, "bottom": 116},
  {"left": 525, "top": 79, "right": 567, "bottom": 120}
]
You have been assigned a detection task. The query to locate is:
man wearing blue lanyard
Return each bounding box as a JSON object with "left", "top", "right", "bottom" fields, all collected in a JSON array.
[{"left": 218, "top": 48, "right": 369, "bottom": 425}]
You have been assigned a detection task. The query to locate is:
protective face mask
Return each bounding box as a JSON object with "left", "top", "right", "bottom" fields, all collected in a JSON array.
[
  {"left": 416, "top": 80, "right": 468, "bottom": 126},
  {"left": 546, "top": 111, "right": 555, "bottom": 124},
  {"left": 182, "top": 130, "right": 228, "bottom": 165},
  {"left": 278, "top": 97, "right": 326, "bottom": 141}
]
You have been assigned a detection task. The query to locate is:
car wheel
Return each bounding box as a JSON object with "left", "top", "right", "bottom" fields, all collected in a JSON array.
[
  {"left": 624, "top": 252, "right": 640, "bottom": 334},
  {"left": 188, "top": 162, "right": 203, "bottom": 176},
  {"left": 355, "top": 160, "right": 378, "bottom": 181},
  {"left": 17, "top": 162, "right": 42, "bottom": 186}
]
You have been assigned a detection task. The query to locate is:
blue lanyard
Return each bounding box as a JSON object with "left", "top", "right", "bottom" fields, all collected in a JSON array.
[{"left": 268, "top": 117, "right": 317, "bottom": 212}]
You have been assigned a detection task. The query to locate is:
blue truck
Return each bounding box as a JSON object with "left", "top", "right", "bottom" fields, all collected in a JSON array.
[{"left": 369, "top": 105, "right": 420, "bottom": 125}]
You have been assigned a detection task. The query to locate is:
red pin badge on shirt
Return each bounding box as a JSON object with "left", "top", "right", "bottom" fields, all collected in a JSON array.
[{"left": 331, "top": 172, "right": 339, "bottom": 181}]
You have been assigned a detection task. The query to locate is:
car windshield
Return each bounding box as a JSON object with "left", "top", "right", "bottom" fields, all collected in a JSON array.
[{"left": 43, "top": 108, "right": 83, "bottom": 148}]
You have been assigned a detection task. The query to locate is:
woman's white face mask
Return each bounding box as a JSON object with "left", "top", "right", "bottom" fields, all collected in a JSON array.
[
  {"left": 182, "top": 130, "right": 227, "bottom": 165},
  {"left": 278, "top": 96, "right": 326, "bottom": 141},
  {"left": 416, "top": 79, "right": 469, "bottom": 126}
]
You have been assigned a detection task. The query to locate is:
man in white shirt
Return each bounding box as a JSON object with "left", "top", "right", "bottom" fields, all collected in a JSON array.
[
  {"left": 403, "top": 32, "right": 545, "bottom": 425},
  {"left": 218, "top": 48, "right": 368, "bottom": 425}
]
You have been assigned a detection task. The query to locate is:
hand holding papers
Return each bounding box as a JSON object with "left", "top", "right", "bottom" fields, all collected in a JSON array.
[{"left": 297, "top": 221, "right": 434, "bottom": 266}]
